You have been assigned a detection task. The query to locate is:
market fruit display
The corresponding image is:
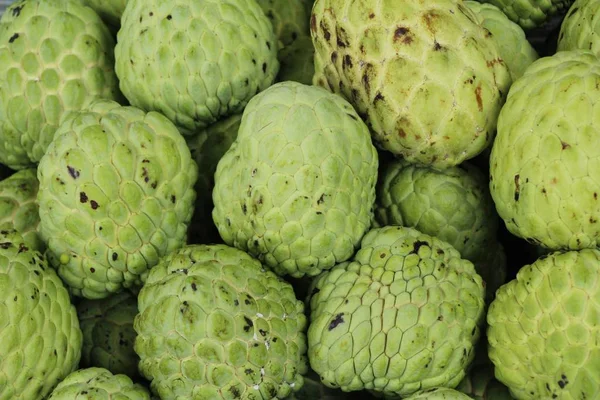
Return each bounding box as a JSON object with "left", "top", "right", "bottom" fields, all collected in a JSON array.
[
  {"left": 557, "top": 0, "right": 600, "bottom": 55},
  {"left": 37, "top": 99, "right": 198, "bottom": 299},
  {"left": 311, "top": 0, "right": 512, "bottom": 169},
  {"left": 487, "top": 249, "right": 600, "bottom": 399},
  {"left": 489, "top": 50, "right": 600, "bottom": 251},
  {"left": 212, "top": 81, "right": 378, "bottom": 278},
  {"left": 308, "top": 226, "right": 485, "bottom": 397},
  {"left": 47, "top": 367, "right": 150, "bottom": 399},
  {"left": 115, "top": 0, "right": 279, "bottom": 135},
  {"left": 134, "top": 244, "right": 308, "bottom": 399},
  {"left": 0, "top": 230, "right": 82, "bottom": 399},
  {"left": 0, "top": 0, "right": 122, "bottom": 169}
]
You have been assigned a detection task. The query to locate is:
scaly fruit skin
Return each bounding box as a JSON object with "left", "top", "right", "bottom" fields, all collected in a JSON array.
[
  {"left": 308, "top": 226, "right": 485, "bottom": 397},
  {"left": 37, "top": 99, "right": 198, "bottom": 299},
  {"left": 186, "top": 114, "right": 241, "bottom": 244},
  {"left": 464, "top": 1, "right": 538, "bottom": 81},
  {"left": 489, "top": 50, "right": 600, "bottom": 251},
  {"left": 212, "top": 81, "right": 378, "bottom": 278},
  {"left": 277, "top": 35, "right": 315, "bottom": 85},
  {"left": 488, "top": 249, "right": 600, "bottom": 399},
  {"left": 478, "top": 0, "right": 574, "bottom": 30},
  {"left": 0, "top": 0, "right": 122, "bottom": 169},
  {"left": 47, "top": 367, "right": 150, "bottom": 399},
  {"left": 311, "top": 0, "right": 511, "bottom": 169},
  {"left": 257, "top": 0, "right": 310, "bottom": 50},
  {"left": 134, "top": 244, "right": 308, "bottom": 400},
  {"left": 0, "top": 230, "right": 82, "bottom": 400},
  {"left": 557, "top": 0, "right": 600, "bottom": 56},
  {"left": 374, "top": 159, "right": 498, "bottom": 264},
  {"left": 0, "top": 168, "right": 43, "bottom": 252},
  {"left": 115, "top": 0, "right": 279, "bottom": 135},
  {"left": 405, "top": 387, "right": 473, "bottom": 399},
  {"left": 77, "top": 291, "right": 140, "bottom": 379},
  {"left": 81, "top": 0, "right": 128, "bottom": 30}
]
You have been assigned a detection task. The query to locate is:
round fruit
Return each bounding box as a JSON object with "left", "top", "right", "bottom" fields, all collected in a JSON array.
[{"left": 47, "top": 367, "right": 150, "bottom": 399}]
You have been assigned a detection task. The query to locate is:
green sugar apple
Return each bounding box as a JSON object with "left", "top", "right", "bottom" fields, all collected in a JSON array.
[
  {"left": 37, "top": 99, "right": 198, "bottom": 299},
  {"left": 405, "top": 387, "right": 473, "bottom": 399},
  {"left": 464, "top": 1, "right": 538, "bottom": 81},
  {"left": 374, "top": 159, "right": 498, "bottom": 264},
  {"left": 311, "top": 0, "right": 512, "bottom": 169},
  {"left": 0, "top": 168, "right": 43, "bottom": 252},
  {"left": 477, "top": 0, "right": 574, "bottom": 29},
  {"left": 212, "top": 81, "right": 378, "bottom": 278},
  {"left": 487, "top": 249, "right": 600, "bottom": 399},
  {"left": 0, "top": 0, "right": 122, "bottom": 169},
  {"left": 308, "top": 226, "right": 486, "bottom": 397},
  {"left": 257, "top": 0, "right": 310, "bottom": 51},
  {"left": 186, "top": 113, "right": 241, "bottom": 244},
  {"left": 489, "top": 50, "right": 600, "bottom": 251},
  {"left": 77, "top": 290, "right": 140, "bottom": 379},
  {"left": 81, "top": 0, "right": 128, "bottom": 31},
  {"left": 115, "top": 0, "right": 279, "bottom": 135},
  {"left": 277, "top": 35, "right": 315, "bottom": 85},
  {"left": 47, "top": 367, "right": 150, "bottom": 399},
  {"left": 0, "top": 230, "right": 82, "bottom": 399},
  {"left": 557, "top": 0, "right": 600, "bottom": 56},
  {"left": 134, "top": 244, "right": 308, "bottom": 399}
]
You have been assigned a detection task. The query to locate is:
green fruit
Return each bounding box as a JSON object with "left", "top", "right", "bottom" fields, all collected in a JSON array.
[
  {"left": 186, "top": 114, "right": 241, "bottom": 244},
  {"left": 115, "top": 0, "right": 279, "bottom": 135},
  {"left": 464, "top": 1, "right": 538, "bottom": 81},
  {"left": 134, "top": 244, "right": 308, "bottom": 399},
  {"left": 47, "top": 367, "right": 150, "bottom": 399},
  {"left": 489, "top": 50, "right": 600, "bottom": 251},
  {"left": 308, "top": 226, "right": 486, "bottom": 397},
  {"left": 0, "top": 230, "right": 82, "bottom": 399},
  {"left": 0, "top": 0, "right": 122, "bottom": 169},
  {"left": 405, "top": 387, "right": 473, "bottom": 399},
  {"left": 311, "top": 0, "right": 511, "bottom": 169},
  {"left": 212, "top": 81, "right": 378, "bottom": 278},
  {"left": 557, "top": 0, "right": 600, "bottom": 56},
  {"left": 81, "top": 0, "right": 128, "bottom": 30},
  {"left": 487, "top": 249, "right": 600, "bottom": 399},
  {"left": 37, "top": 99, "right": 198, "bottom": 299},
  {"left": 256, "top": 0, "right": 310, "bottom": 50},
  {"left": 77, "top": 291, "right": 140, "bottom": 379},
  {"left": 477, "top": 0, "right": 574, "bottom": 29},
  {"left": 374, "top": 159, "right": 498, "bottom": 264},
  {"left": 0, "top": 168, "right": 43, "bottom": 252},
  {"left": 277, "top": 35, "right": 315, "bottom": 85}
]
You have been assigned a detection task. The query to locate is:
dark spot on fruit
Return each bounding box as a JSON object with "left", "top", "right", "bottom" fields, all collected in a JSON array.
[
  {"left": 343, "top": 54, "right": 352, "bottom": 69},
  {"left": 11, "top": 5, "right": 23, "bottom": 17},
  {"left": 170, "top": 195, "right": 176, "bottom": 204},
  {"left": 259, "top": 329, "right": 267, "bottom": 336},
  {"left": 262, "top": 63, "right": 267, "bottom": 73},
  {"left": 433, "top": 41, "right": 443, "bottom": 51},
  {"left": 328, "top": 313, "right": 344, "bottom": 330},
  {"left": 331, "top": 51, "right": 338, "bottom": 63},
  {"left": 374, "top": 92, "right": 384, "bottom": 102},
  {"left": 245, "top": 368, "right": 253, "bottom": 375},
  {"left": 369, "top": 12, "right": 375, "bottom": 18},
  {"left": 90, "top": 268, "right": 95, "bottom": 273},
  {"left": 18, "top": 243, "right": 28, "bottom": 253},
  {"left": 112, "top": 252, "right": 118, "bottom": 261},
  {"left": 394, "top": 27, "right": 411, "bottom": 43},
  {"left": 561, "top": 141, "right": 570, "bottom": 150},
  {"left": 90, "top": 200, "right": 99, "bottom": 210},
  {"left": 411, "top": 240, "right": 429, "bottom": 254},
  {"left": 514, "top": 174, "right": 520, "bottom": 201},
  {"left": 230, "top": 387, "right": 241, "bottom": 398},
  {"left": 317, "top": 193, "right": 325, "bottom": 205},
  {"left": 475, "top": 85, "right": 483, "bottom": 111},
  {"left": 67, "top": 166, "right": 80, "bottom": 179},
  {"left": 310, "top": 14, "right": 317, "bottom": 33},
  {"left": 80, "top": 191, "right": 88, "bottom": 203},
  {"left": 243, "top": 316, "right": 253, "bottom": 332},
  {"left": 140, "top": 28, "right": 148, "bottom": 35},
  {"left": 320, "top": 21, "right": 331, "bottom": 41},
  {"left": 166, "top": 14, "right": 172, "bottom": 20},
  {"left": 0, "top": 242, "right": 11, "bottom": 249},
  {"left": 8, "top": 33, "right": 19, "bottom": 43},
  {"left": 149, "top": 11, "right": 153, "bottom": 16},
  {"left": 234, "top": 300, "right": 239, "bottom": 306}
]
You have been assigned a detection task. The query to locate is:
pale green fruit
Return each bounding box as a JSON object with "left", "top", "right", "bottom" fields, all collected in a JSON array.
[
  {"left": 277, "top": 35, "right": 315, "bottom": 85},
  {"left": 478, "top": 0, "right": 574, "bottom": 29},
  {"left": 557, "top": 0, "right": 600, "bottom": 56},
  {"left": 0, "top": 168, "right": 43, "bottom": 252},
  {"left": 77, "top": 291, "right": 140, "bottom": 379},
  {"left": 489, "top": 50, "right": 600, "bottom": 251},
  {"left": 81, "top": 0, "right": 128, "bottom": 30},
  {"left": 0, "top": 230, "right": 82, "bottom": 399},
  {"left": 134, "top": 244, "right": 308, "bottom": 399},
  {"left": 464, "top": 1, "right": 538, "bottom": 80},
  {"left": 308, "top": 226, "right": 486, "bottom": 397},
  {"left": 487, "top": 249, "right": 600, "bottom": 399},
  {"left": 115, "top": 0, "right": 279, "bottom": 135},
  {"left": 212, "top": 81, "right": 379, "bottom": 278},
  {"left": 311, "top": 0, "right": 512, "bottom": 169},
  {"left": 405, "top": 388, "right": 473, "bottom": 399},
  {"left": 37, "top": 99, "right": 198, "bottom": 299},
  {"left": 0, "top": 0, "right": 122, "bottom": 169},
  {"left": 257, "top": 0, "right": 310, "bottom": 50},
  {"left": 47, "top": 367, "right": 150, "bottom": 399}
]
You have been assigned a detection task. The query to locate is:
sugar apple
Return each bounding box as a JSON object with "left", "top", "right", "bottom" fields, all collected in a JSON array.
[
  {"left": 0, "top": 230, "right": 82, "bottom": 399},
  {"left": 256, "top": 0, "right": 310, "bottom": 51},
  {"left": 115, "top": 0, "right": 279, "bottom": 135},
  {"left": 0, "top": 0, "right": 122, "bottom": 170},
  {"left": 186, "top": 113, "right": 241, "bottom": 244},
  {"left": 311, "top": 0, "right": 512, "bottom": 169},
  {"left": 405, "top": 387, "right": 473, "bottom": 399},
  {"left": 81, "top": 0, "right": 128, "bottom": 31},
  {"left": 464, "top": 1, "right": 539, "bottom": 81},
  {"left": 47, "top": 367, "right": 150, "bottom": 399},
  {"left": 277, "top": 35, "right": 315, "bottom": 85},
  {"left": 212, "top": 81, "right": 379, "bottom": 278},
  {"left": 487, "top": 249, "right": 600, "bottom": 399},
  {"left": 557, "top": 0, "right": 600, "bottom": 56},
  {"left": 477, "top": 0, "right": 574, "bottom": 30},
  {"left": 489, "top": 50, "right": 600, "bottom": 251},
  {"left": 77, "top": 290, "right": 140, "bottom": 379},
  {"left": 0, "top": 168, "right": 43, "bottom": 252},
  {"left": 134, "top": 244, "right": 308, "bottom": 399},
  {"left": 308, "top": 225, "right": 486, "bottom": 397},
  {"left": 37, "top": 99, "right": 198, "bottom": 299}
]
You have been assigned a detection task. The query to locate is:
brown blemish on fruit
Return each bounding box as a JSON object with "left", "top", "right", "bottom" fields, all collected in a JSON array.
[
  {"left": 514, "top": 174, "right": 520, "bottom": 201},
  {"left": 320, "top": 20, "right": 331, "bottom": 41},
  {"left": 433, "top": 41, "right": 444, "bottom": 51},
  {"left": 328, "top": 313, "right": 344, "bottom": 330},
  {"left": 331, "top": 51, "right": 338, "bottom": 63},
  {"left": 343, "top": 54, "right": 352, "bottom": 69},
  {"left": 90, "top": 200, "right": 99, "bottom": 210},
  {"left": 336, "top": 27, "right": 349, "bottom": 47},
  {"left": 475, "top": 85, "right": 483, "bottom": 111},
  {"left": 80, "top": 192, "right": 88, "bottom": 203},
  {"left": 422, "top": 10, "right": 440, "bottom": 34},
  {"left": 394, "top": 27, "right": 413, "bottom": 44},
  {"left": 561, "top": 141, "right": 570, "bottom": 150},
  {"left": 67, "top": 166, "right": 80, "bottom": 179},
  {"left": 310, "top": 14, "right": 317, "bottom": 33}
]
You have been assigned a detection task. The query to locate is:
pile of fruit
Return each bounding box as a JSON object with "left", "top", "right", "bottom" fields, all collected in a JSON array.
[{"left": 0, "top": 0, "right": 598, "bottom": 398}]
